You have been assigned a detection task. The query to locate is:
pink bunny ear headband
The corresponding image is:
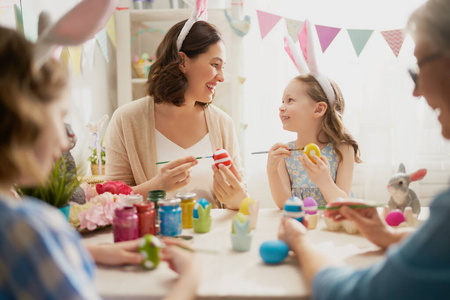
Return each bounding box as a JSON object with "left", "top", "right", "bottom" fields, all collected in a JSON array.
[
  {"left": 176, "top": 0, "right": 208, "bottom": 51},
  {"left": 284, "top": 19, "right": 336, "bottom": 107},
  {"left": 34, "top": 0, "right": 114, "bottom": 68}
]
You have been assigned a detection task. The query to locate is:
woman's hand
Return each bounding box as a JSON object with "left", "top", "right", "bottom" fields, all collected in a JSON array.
[
  {"left": 155, "top": 156, "right": 198, "bottom": 192},
  {"left": 278, "top": 217, "right": 309, "bottom": 251},
  {"left": 339, "top": 206, "right": 402, "bottom": 248},
  {"left": 299, "top": 154, "right": 332, "bottom": 187},
  {"left": 267, "top": 143, "right": 291, "bottom": 173},
  {"left": 86, "top": 240, "right": 143, "bottom": 266},
  {"left": 212, "top": 162, "right": 247, "bottom": 209}
]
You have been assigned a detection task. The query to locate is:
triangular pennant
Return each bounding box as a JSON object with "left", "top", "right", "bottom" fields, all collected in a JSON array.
[
  {"left": 315, "top": 24, "right": 341, "bottom": 53},
  {"left": 59, "top": 47, "right": 70, "bottom": 66},
  {"left": 298, "top": 22, "right": 307, "bottom": 61},
  {"left": 95, "top": 28, "right": 109, "bottom": 62},
  {"left": 82, "top": 38, "right": 96, "bottom": 72},
  {"left": 105, "top": 14, "right": 116, "bottom": 48},
  {"left": 285, "top": 18, "right": 303, "bottom": 43},
  {"left": 256, "top": 10, "right": 282, "bottom": 39},
  {"left": 68, "top": 46, "right": 82, "bottom": 77},
  {"left": 381, "top": 29, "right": 405, "bottom": 58},
  {"left": 347, "top": 29, "right": 374, "bottom": 57}
]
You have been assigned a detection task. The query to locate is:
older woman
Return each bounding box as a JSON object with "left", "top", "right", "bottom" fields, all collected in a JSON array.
[{"left": 278, "top": 0, "right": 450, "bottom": 299}]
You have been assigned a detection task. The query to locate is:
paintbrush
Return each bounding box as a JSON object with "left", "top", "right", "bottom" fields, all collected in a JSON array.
[
  {"left": 251, "top": 148, "right": 304, "bottom": 155},
  {"left": 156, "top": 155, "right": 213, "bottom": 165}
]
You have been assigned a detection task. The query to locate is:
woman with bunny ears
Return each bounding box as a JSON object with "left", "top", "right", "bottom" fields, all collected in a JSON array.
[
  {"left": 0, "top": 1, "right": 199, "bottom": 299},
  {"left": 279, "top": 0, "right": 450, "bottom": 299},
  {"left": 268, "top": 20, "right": 361, "bottom": 209},
  {"left": 104, "top": 0, "right": 247, "bottom": 209}
]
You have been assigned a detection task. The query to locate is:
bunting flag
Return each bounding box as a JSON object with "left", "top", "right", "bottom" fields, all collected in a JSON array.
[
  {"left": 60, "top": 47, "right": 70, "bottom": 66},
  {"left": 285, "top": 18, "right": 303, "bottom": 43},
  {"left": 315, "top": 24, "right": 341, "bottom": 53},
  {"left": 256, "top": 10, "right": 282, "bottom": 39},
  {"left": 105, "top": 14, "right": 116, "bottom": 48},
  {"left": 68, "top": 46, "right": 82, "bottom": 77},
  {"left": 82, "top": 38, "right": 96, "bottom": 72},
  {"left": 347, "top": 29, "right": 374, "bottom": 57},
  {"left": 381, "top": 29, "right": 405, "bottom": 57},
  {"left": 96, "top": 28, "right": 109, "bottom": 62}
]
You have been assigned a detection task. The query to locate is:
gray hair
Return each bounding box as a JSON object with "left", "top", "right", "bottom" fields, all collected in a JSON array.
[{"left": 408, "top": 0, "right": 450, "bottom": 56}]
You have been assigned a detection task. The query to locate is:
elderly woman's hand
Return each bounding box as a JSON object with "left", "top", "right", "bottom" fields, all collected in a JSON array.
[{"left": 212, "top": 162, "right": 247, "bottom": 209}]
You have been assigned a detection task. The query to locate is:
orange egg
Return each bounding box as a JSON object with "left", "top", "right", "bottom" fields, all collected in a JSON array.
[{"left": 304, "top": 143, "right": 321, "bottom": 164}]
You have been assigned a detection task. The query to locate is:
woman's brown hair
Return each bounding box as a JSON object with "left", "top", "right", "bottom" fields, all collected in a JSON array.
[
  {"left": 0, "top": 27, "right": 68, "bottom": 183},
  {"left": 147, "top": 20, "right": 222, "bottom": 107},
  {"left": 294, "top": 74, "right": 362, "bottom": 163}
]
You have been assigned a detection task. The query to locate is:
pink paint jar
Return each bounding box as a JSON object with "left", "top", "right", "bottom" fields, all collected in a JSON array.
[{"left": 113, "top": 206, "right": 139, "bottom": 243}]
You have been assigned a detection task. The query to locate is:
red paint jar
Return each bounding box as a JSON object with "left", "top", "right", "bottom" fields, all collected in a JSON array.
[{"left": 133, "top": 201, "right": 156, "bottom": 236}]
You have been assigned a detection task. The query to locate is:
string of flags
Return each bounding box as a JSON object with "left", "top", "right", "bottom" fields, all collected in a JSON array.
[{"left": 256, "top": 10, "right": 405, "bottom": 58}]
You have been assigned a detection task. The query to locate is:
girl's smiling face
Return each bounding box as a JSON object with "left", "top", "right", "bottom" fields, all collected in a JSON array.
[
  {"left": 182, "top": 41, "right": 226, "bottom": 104},
  {"left": 279, "top": 79, "right": 317, "bottom": 133}
]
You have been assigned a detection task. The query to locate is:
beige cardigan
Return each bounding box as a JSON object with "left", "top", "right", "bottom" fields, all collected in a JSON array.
[{"left": 104, "top": 96, "right": 244, "bottom": 206}]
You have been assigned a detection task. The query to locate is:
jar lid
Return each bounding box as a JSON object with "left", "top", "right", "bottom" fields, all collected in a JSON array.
[
  {"left": 123, "top": 194, "right": 143, "bottom": 207},
  {"left": 157, "top": 198, "right": 181, "bottom": 206},
  {"left": 174, "top": 192, "right": 196, "bottom": 201},
  {"left": 148, "top": 190, "right": 166, "bottom": 200},
  {"left": 133, "top": 201, "right": 155, "bottom": 211},
  {"left": 114, "top": 206, "right": 137, "bottom": 215}
]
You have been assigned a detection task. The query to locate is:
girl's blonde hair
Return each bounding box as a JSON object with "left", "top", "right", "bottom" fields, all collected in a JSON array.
[
  {"left": 0, "top": 27, "right": 68, "bottom": 184},
  {"left": 294, "top": 74, "right": 362, "bottom": 163}
]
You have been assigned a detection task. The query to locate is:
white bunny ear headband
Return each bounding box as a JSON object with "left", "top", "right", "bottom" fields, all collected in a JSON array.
[
  {"left": 284, "top": 19, "right": 336, "bottom": 107},
  {"left": 176, "top": 0, "right": 209, "bottom": 51},
  {"left": 34, "top": 0, "right": 114, "bottom": 68}
]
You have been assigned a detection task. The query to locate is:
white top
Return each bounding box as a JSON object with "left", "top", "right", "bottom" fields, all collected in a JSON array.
[{"left": 155, "top": 130, "right": 214, "bottom": 203}]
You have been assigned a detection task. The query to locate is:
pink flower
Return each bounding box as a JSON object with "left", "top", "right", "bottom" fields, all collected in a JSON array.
[
  {"left": 80, "top": 182, "right": 96, "bottom": 202},
  {"left": 96, "top": 181, "right": 133, "bottom": 195},
  {"left": 90, "top": 192, "right": 115, "bottom": 205}
]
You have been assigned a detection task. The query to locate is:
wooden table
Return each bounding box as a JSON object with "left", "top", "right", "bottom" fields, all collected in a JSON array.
[{"left": 83, "top": 208, "right": 427, "bottom": 300}]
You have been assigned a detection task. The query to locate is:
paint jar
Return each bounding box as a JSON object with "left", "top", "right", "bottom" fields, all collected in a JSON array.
[
  {"left": 113, "top": 206, "right": 139, "bottom": 242},
  {"left": 175, "top": 192, "right": 196, "bottom": 229},
  {"left": 123, "top": 194, "right": 143, "bottom": 207},
  {"left": 148, "top": 190, "right": 166, "bottom": 235},
  {"left": 133, "top": 201, "right": 156, "bottom": 236},
  {"left": 158, "top": 198, "right": 182, "bottom": 236}
]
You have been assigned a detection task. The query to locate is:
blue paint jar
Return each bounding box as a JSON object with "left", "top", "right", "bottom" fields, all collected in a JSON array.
[{"left": 158, "top": 198, "right": 182, "bottom": 236}]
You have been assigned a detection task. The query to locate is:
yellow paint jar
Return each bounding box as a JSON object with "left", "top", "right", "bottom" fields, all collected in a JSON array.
[{"left": 175, "top": 192, "right": 196, "bottom": 229}]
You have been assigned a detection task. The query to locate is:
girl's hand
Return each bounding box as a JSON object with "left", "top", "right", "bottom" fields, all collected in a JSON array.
[
  {"left": 212, "top": 162, "right": 247, "bottom": 209},
  {"left": 160, "top": 238, "right": 199, "bottom": 276},
  {"left": 299, "top": 154, "right": 332, "bottom": 187},
  {"left": 278, "top": 217, "right": 308, "bottom": 251},
  {"left": 267, "top": 143, "right": 291, "bottom": 173},
  {"left": 339, "top": 206, "right": 398, "bottom": 248},
  {"left": 155, "top": 156, "right": 198, "bottom": 192},
  {"left": 86, "top": 240, "right": 143, "bottom": 266}
]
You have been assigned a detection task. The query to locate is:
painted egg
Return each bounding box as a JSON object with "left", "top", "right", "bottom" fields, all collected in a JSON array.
[
  {"left": 303, "top": 197, "right": 318, "bottom": 215},
  {"left": 385, "top": 210, "right": 406, "bottom": 226},
  {"left": 239, "top": 197, "right": 256, "bottom": 215},
  {"left": 283, "top": 196, "right": 305, "bottom": 222},
  {"left": 193, "top": 198, "right": 210, "bottom": 219},
  {"left": 141, "top": 52, "right": 150, "bottom": 61},
  {"left": 304, "top": 143, "right": 321, "bottom": 164},
  {"left": 213, "top": 148, "right": 232, "bottom": 168},
  {"left": 259, "top": 240, "right": 289, "bottom": 264},
  {"left": 139, "top": 234, "right": 161, "bottom": 269}
]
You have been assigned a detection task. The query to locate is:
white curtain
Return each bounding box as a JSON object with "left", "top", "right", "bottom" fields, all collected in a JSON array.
[{"left": 241, "top": 0, "right": 450, "bottom": 207}]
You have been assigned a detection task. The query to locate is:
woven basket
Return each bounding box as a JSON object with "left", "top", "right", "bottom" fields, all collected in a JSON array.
[{"left": 132, "top": 60, "right": 152, "bottom": 79}]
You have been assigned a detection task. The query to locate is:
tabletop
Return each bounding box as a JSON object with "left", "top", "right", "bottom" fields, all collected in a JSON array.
[{"left": 82, "top": 208, "right": 428, "bottom": 300}]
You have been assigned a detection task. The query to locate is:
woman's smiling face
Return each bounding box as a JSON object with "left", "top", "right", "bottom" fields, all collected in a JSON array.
[{"left": 182, "top": 41, "right": 226, "bottom": 104}]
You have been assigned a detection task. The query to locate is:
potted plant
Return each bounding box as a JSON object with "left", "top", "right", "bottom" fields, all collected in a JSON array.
[
  {"left": 18, "top": 157, "right": 81, "bottom": 221},
  {"left": 88, "top": 140, "right": 106, "bottom": 176}
]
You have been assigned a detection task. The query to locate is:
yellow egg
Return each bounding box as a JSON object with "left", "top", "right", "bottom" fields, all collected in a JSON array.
[
  {"left": 239, "top": 197, "right": 256, "bottom": 215},
  {"left": 304, "top": 143, "right": 321, "bottom": 164}
]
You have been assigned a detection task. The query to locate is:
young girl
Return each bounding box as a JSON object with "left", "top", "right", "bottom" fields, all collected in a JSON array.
[
  {"left": 267, "top": 74, "right": 361, "bottom": 208},
  {"left": 0, "top": 26, "right": 199, "bottom": 300}
]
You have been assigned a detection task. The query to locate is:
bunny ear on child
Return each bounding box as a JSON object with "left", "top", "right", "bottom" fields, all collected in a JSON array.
[
  {"left": 283, "top": 19, "right": 336, "bottom": 107},
  {"left": 176, "top": 0, "right": 209, "bottom": 51},
  {"left": 34, "top": 0, "right": 114, "bottom": 68}
]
